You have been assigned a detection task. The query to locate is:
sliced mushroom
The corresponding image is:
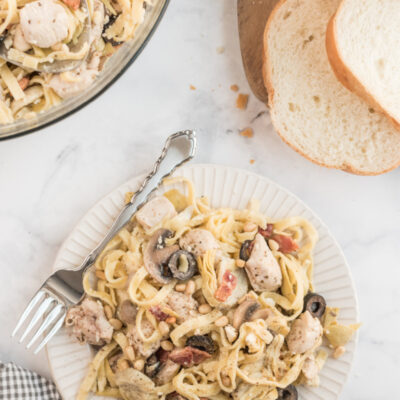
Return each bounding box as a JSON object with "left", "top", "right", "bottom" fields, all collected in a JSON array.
[
  {"left": 154, "top": 359, "right": 180, "bottom": 386},
  {"left": 186, "top": 335, "right": 217, "bottom": 354},
  {"left": 118, "top": 300, "right": 137, "bottom": 325},
  {"left": 233, "top": 299, "right": 259, "bottom": 329},
  {"left": 143, "top": 229, "right": 179, "bottom": 284},
  {"left": 168, "top": 250, "right": 198, "bottom": 280},
  {"left": 115, "top": 368, "right": 158, "bottom": 400},
  {"left": 232, "top": 299, "right": 272, "bottom": 330},
  {"left": 144, "top": 353, "right": 161, "bottom": 378},
  {"left": 277, "top": 384, "right": 298, "bottom": 400},
  {"left": 303, "top": 293, "right": 326, "bottom": 319}
]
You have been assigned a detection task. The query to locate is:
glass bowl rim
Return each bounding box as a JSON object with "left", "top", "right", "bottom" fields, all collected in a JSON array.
[{"left": 0, "top": 0, "right": 170, "bottom": 142}]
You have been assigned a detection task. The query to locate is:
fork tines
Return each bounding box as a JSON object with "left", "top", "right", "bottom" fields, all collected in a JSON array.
[{"left": 12, "top": 289, "right": 66, "bottom": 354}]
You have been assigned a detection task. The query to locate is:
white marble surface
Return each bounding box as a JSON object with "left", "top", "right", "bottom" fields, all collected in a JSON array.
[{"left": 0, "top": 0, "right": 399, "bottom": 398}]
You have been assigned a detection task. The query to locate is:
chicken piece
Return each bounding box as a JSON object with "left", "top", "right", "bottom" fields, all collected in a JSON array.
[
  {"left": 136, "top": 196, "right": 177, "bottom": 230},
  {"left": 179, "top": 229, "right": 219, "bottom": 258},
  {"left": 286, "top": 311, "right": 323, "bottom": 354},
  {"left": 48, "top": 60, "right": 99, "bottom": 99},
  {"left": 165, "top": 291, "right": 198, "bottom": 323},
  {"left": 13, "top": 25, "right": 31, "bottom": 52},
  {"left": 127, "top": 320, "right": 160, "bottom": 358},
  {"left": 154, "top": 359, "right": 180, "bottom": 386},
  {"left": 115, "top": 368, "right": 158, "bottom": 400},
  {"left": 65, "top": 298, "right": 113, "bottom": 345},
  {"left": 20, "top": 0, "right": 69, "bottom": 48},
  {"left": 302, "top": 356, "right": 319, "bottom": 385},
  {"left": 245, "top": 233, "right": 282, "bottom": 292}
]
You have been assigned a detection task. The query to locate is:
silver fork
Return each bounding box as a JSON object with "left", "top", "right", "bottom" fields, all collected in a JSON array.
[{"left": 12, "top": 130, "right": 197, "bottom": 354}]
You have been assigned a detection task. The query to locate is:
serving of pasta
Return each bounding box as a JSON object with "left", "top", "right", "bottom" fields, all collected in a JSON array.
[
  {"left": 65, "top": 176, "right": 360, "bottom": 400},
  {"left": 0, "top": 0, "right": 149, "bottom": 123}
]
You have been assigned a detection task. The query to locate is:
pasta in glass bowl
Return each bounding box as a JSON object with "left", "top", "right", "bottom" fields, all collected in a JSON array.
[
  {"left": 47, "top": 165, "right": 360, "bottom": 400},
  {"left": 0, "top": 0, "right": 168, "bottom": 140}
]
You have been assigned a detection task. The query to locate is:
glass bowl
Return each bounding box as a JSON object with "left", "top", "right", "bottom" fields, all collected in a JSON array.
[{"left": 0, "top": 0, "right": 169, "bottom": 140}]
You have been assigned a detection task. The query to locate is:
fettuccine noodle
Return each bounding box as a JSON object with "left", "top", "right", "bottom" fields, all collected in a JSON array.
[{"left": 66, "top": 177, "right": 360, "bottom": 400}]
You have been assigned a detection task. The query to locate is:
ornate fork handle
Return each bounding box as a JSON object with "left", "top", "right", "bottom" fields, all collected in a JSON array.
[
  {"left": 48, "top": 130, "right": 196, "bottom": 304},
  {"left": 85, "top": 130, "right": 196, "bottom": 265},
  {"left": 13, "top": 130, "right": 196, "bottom": 354}
]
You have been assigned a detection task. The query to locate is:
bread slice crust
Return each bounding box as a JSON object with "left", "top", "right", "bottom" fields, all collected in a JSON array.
[
  {"left": 262, "top": 0, "right": 400, "bottom": 175},
  {"left": 326, "top": 2, "right": 400, "bottom": 130}
]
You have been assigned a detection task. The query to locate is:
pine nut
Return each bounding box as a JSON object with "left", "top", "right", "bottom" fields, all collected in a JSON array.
[
  {"left": 109, "top": 318, "right": 123, "bottom": 330},
  {"left": 268, "top": 239, "right": 280, "bottom": 251},
  {"left": 166, "top": 316, "right": 176, "bottom": 325},
  {"left": 215, "top": 316, "right": 229, "bottom": 327},
  {"left": 333, "top": 346, "right": 346, "bottom": 359},
  {"left": 96, "top": 270, "right": 106, "bottom": 280},
  {"left": 185, "top": 280, "right": 196, "bottom": 296},
  {"left": 198, "top": 304, "right": 212, "bottom": 314},
  {"left": 161, "top": 340, "right": 174, "bottom": 351},
  {"left": 125, "top": 345, "right": 135, "bottom": 361},
  {"left": 224, "top": 325, "right": 238, "bottom": 343},
  {"left": 104, "top": 305, "right": 113, "bottom": 320},
  {"left": 117, "top": 358, "right": 129, "bottom": 371},
  {"left": 159, "top": 321, "right": 170, "bottom": 336},
  {"left": 236, "top": 259, "right": 245, "bottom": 268},
  {"left": 175, "top": 283, "right": 186, "bottom": 292},
  {"left": 243, "top": 222, "right": 257, "bottom": 232},
  {"left": 133, "top": 359, "right": 144, "bottom": 371}
]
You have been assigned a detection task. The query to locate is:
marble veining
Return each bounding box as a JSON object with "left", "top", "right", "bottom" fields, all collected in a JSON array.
[{"left": 0, "top": 1, "right": 399, "bottom": 399}]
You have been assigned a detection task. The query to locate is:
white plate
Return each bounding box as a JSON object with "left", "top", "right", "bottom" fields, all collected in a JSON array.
[{"left": 47, "top": 164, "right": 359, "bottom": 400}]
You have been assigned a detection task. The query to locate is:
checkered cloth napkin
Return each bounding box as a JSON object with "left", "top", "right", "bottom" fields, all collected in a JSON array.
[{"left": 0, "top": 362, "right": 61, "bottom": 400}]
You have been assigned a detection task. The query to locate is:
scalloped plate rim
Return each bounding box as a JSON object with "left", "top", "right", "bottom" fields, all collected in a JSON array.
[{"left": 47, "top": 163, "right": 359, "bottom": 400}]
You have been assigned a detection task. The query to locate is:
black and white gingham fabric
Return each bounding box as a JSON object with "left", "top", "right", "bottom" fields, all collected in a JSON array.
[{"left": 0, "top": 362, "right": 61, "bottom": 400}]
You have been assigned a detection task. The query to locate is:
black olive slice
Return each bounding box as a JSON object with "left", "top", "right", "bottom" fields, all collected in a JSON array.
[
  {"left": 168, "top": 250, "right": 197, "bottom": 281},
  {"left": 144, "top": 354, "right": 160, "bottom": 378},
  {"left": 186, "top": 335, "right": 217, "bottom": 354},
  {"left": 277, "top": 384, "right": 298, "bottom": 400},
  {"left": 102, "top": 14, "right": 123, "bottom": 46},
  {"left": 303, "top": 292, "right": 326, "bottom": 319},
  {"left": 239, "top": 240, "right": 254, "bottom": 261}
]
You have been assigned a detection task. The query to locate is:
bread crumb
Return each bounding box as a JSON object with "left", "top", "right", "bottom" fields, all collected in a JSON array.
[
  {"left": 240, "top": 128, "right": 253, "bottom": 138},
  {"left": 230, "top": 84, "right": 239, "bottom": 92},
  {"left": 236, "top": 93, "right": 249, "bottom": 110},
  {"left": 125, "top": 192, "right": 134, "bottom": 204},
  {"left": 190, "top": 85, "right": 196, "bottom": 90},
  {"left": 250, "top": 159, "right": 255, "bottom": 164},
  {"left": 216, "top": 46, "right": 225, "bottom": 54}
]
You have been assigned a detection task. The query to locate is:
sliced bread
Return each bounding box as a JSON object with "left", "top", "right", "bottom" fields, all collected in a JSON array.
[
  {"left": 263, "top": 0, "right": 400, "bottom": 175},
  {"left": 326, "top": 0, "right": 400, "bottom": 129}
]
